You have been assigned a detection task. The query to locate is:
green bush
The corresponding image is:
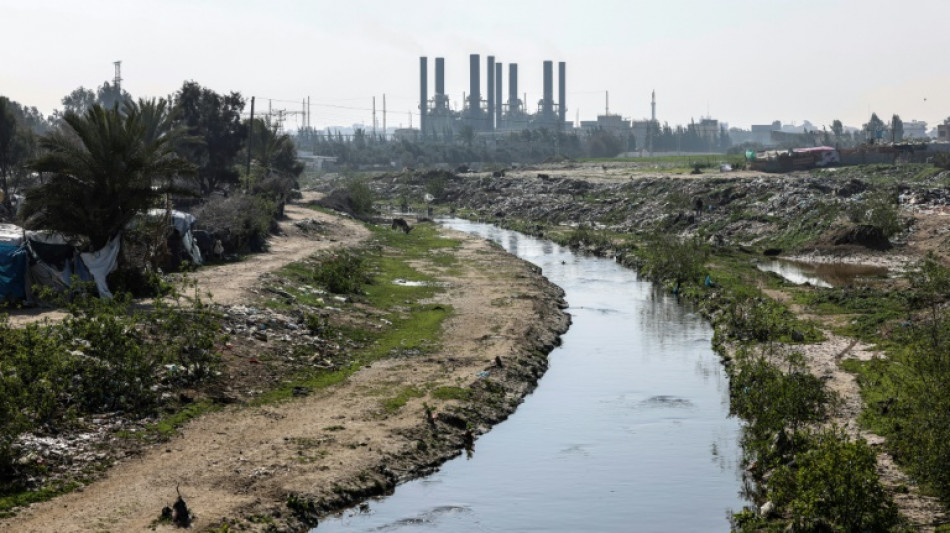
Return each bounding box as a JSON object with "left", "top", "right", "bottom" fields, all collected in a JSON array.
[
  {"left": 563, "top": 224, "right": 612, "bottom": 250},
  {"left": 846, "top": 187, "right": 903, "bottom": 238},
  {"left": 194, "top": 193, "right": 275, "bottom": 254},
  {"left": 311, "top": 251, "right": 372, "bottom": 295},
  {"left": 346, "top": 176, "right": 375, "bottom": 218},
  {"left": 730, "top": 353, "right": 830, "bottom": 444},
  {"left": 770, "top": 429, "right": 900, "bottom": 532},
  {"left": 638, "top": 234, "right": 707, "bottom": 286},
  {"left": 0, "top": 284, "right": 222, "bottom": 480}
]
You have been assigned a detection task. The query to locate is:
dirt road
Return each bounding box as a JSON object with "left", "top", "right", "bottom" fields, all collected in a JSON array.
[{"left": 0, "top": 197, "right": 568, "bottom": 532}]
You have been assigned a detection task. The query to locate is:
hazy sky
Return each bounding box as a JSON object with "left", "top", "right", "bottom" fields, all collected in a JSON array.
[{"left": 3, "top": 0, "right": 949, "bottom": 132}]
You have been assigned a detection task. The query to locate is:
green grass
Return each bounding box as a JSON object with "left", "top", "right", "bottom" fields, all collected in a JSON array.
[
  {"left": 381, "top": 386, "right": 425, "bottom": 412},
  {"left": 430, "top": 386, "right": 471, "bottom": 401},
  {"left": 0, "top": 481, "right": 81, "bottom": 518},
  {"left": 255, "top": 220, "right": 459, "bottom": 406},
  {"left": 116, "top": 400, "right": 219, "bottom": 441}
]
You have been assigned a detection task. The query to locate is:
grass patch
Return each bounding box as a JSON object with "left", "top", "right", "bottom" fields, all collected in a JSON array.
[
  {"left": 430, "top": 386, "right": 471, "bottom": 401},
  {"left": 381, "top": 386, "right": 425, "bottom": 412},
  {"left": 0, "top": 481, "right": 81, "bottom": 518}
]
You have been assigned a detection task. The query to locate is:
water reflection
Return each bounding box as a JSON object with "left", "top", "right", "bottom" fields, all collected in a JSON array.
[
  {"left": 757, "top": 259, "right": 888, "bottom": 287},
  {"left": 316, "top": 219, "right": 744, "bottom": 532}
]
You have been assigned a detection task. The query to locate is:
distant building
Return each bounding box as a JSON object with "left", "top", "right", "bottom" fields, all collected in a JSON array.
[
  {"left": 903, "top": 120, "right": 928, "bottom": 140},
  {"left": 393, "top": 128, "right": 420, "bottom": 142},
  {"left": 579, "top": 114, "right": 631, "bottom": 135}
]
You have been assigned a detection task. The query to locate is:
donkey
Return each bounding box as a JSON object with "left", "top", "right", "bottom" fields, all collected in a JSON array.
[{"left": 391, "top": 218, "right": 412, "bottom": 234}]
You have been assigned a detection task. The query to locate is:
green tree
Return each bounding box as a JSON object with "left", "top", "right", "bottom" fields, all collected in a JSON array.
[
  {"left": 172, "top": 81, "right": 246, "bottom": 195},
  {"left": 864, "top": 112, "right": 885, "bottom": 143},
  {"left": 891, "top": 114, "right": 903, "bottom": 142},
  {"left": 58, "top": 86, "right": 96, "bottom": 117},
  {"left": 0, "top": 97, "right": 33, "bottom": 210},
  {"left": 23, "top": 100, "right": 194, "bottom": 250},
  {"left": 831, "top": 119, "right": 843, "bottom": 139}
]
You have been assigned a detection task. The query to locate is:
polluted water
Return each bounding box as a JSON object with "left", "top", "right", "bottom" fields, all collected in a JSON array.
[{"left": 316, "top": 219, "right": 745, "bottom": 532}]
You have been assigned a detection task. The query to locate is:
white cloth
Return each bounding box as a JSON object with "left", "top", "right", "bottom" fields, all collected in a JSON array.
[{"left": 80, "top": 234, "right": 121, "bottom": 299}]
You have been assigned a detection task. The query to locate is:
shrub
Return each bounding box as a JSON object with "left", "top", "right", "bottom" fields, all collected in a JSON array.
[
  {"left": 563, "top": 224, "right": 612, "bottom": 250},
  {"left": 770, "top": 429, "right": 900, "bottom": 532},
  {"left": 346, "top": 176, "right": 375, "bottom": 218},
  {"left": 846, "top": 187, "right": 903, "bottom": 238},
  {"left": 311, "top": 251, "right": 372, "bottom": 295},
  {"left": 193, "top": 193, "right": 275, "bottom": 254},
  {"left": 638, "top": 234, "right": 707, "bottom": 286}
]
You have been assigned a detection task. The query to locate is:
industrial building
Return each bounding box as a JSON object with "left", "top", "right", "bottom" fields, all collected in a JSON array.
[{"left": 418, "top": 54, "right": 570, "bottom": 141}]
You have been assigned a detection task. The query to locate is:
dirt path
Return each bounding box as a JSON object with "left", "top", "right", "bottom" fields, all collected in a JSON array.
[
  {"left": 0, "top": 210, "right": 568, "bottom": 532},
  {"left": 770, "top": 316, "right": 948, "bottom": 530}
]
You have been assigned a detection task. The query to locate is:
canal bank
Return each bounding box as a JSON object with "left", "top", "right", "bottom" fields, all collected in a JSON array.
[{"left": 316, "top": 219, "right": 745, "bottom": 532}]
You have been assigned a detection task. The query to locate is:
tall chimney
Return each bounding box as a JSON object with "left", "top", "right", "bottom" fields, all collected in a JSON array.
[
  {"left": 435, "top": 58, "right": 445, "bottom": 98},
  {"left": 495, "top": 61, "right": 503, "bottom": 126},
  {"left": 469, "top": 54, "right": 480, "bottom": 119},
  {"left": 487, "top": 56, "right": 495, "bottom": 130},
  {"left": 509, "top": 63, "right": 518, "bottom": 113},
  {"left": 419, "top": 56, "right": 427, "bottom": 138},
  {"left": 542, "top": 60, "right": 553, "bottom": 118},
  {"left": 558, "top": 61, "right": 566, "bottom": 128}
]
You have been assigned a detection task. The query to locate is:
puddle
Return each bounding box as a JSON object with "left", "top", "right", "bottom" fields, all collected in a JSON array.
[{"left": 757, "top": 258, "right": 888, "bottom": 287}]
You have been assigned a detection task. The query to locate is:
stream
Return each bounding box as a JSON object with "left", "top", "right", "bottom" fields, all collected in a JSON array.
[{"left": 315, "top": 220, "right": 745, "bottom": 532}]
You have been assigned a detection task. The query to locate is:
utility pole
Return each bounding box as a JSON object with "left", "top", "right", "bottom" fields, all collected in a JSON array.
[
  {"left": 383, "top": 94, "right": 387, "bottom": 141},
  {"left": 372, "top": 96, "right": 377, "bottom": 139},
  {"left": 246, "top": 96, "right": 255, "bottom": 181}
]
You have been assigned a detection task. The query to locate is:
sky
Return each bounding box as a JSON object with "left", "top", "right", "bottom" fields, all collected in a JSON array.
[{"left": 3, "top": 0, "right": 949, "bottom": 132}]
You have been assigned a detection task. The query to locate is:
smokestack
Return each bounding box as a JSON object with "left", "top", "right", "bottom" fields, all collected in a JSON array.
[
  {"left": 487, "top": 56, "right": 495, "bottom": 130},
  {"left": 509, "top": 63, "right": 518, "bottom": 113},
  {"left": 420, "top": 56, "right": 427, "bottom": 138},
  {"left": 495, "top": 61, "right": 503, "bottom": 126},
  {"left": 469, "top": 54, "right": 480, "bottom": 118},
  {"left": 435, "top": 58, "right": 445, "bottom": 98},
  {"left": 542, "top": 60, "right": 553, "bottom": 118},
  {"left": 558, "top": 61, "right": 566, "bottom": 128}
]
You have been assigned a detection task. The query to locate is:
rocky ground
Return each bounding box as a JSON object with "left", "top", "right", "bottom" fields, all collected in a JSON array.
[{"left": 0, "top": 193, "right": 569, "bottom": 532}]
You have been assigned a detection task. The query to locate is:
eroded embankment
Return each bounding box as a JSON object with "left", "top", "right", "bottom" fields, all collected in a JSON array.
[{"left": 0, "top": 222, "right": 570, "bottom": 533}]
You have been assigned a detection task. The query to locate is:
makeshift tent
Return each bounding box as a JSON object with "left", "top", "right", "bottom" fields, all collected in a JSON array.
[
  {"left": 145, "top": 209, "right": 203, "bottom": 266},
  {"left": 25, "top": 230, "right": 92, "bottom": 294},
  {"left": 0, "top": 224, "right": 28, "bottom": 301}
]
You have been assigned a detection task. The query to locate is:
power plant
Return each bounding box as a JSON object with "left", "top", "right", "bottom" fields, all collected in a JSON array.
[{"left": 418, "top": 54, "right": 568, "bottom": 141}]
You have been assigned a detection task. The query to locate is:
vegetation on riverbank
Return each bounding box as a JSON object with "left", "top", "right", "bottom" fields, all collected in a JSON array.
[{"left": 359, "top": 162, "right": 950, "bottom": 529}]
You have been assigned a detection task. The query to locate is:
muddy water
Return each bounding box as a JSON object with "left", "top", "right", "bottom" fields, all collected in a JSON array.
[
  {"left": 316, "top": 220, "right": 744, "bottom": 532},
  {"left": 757, "top": 258, "right": 889, "bottom": 288}
]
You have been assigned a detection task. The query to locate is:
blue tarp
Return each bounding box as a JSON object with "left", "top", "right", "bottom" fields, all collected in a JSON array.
[{"left": 0, "top": 243, "right": 28, "bottom": 301}]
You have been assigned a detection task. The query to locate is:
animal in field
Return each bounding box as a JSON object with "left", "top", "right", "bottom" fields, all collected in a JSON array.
[{"left": 391, "top": 218, "right": 412, "bottom": 234}]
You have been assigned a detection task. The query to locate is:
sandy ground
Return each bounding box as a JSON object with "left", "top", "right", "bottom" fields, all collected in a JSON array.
[{"left": 0, "top": 197, "right": 566, "bottom": 532}]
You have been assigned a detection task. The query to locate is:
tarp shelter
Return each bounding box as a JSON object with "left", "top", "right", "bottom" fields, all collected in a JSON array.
[
  {"left": 0, "top": 224, "right": 28, "bottom": 301},
  {"left": 25, "top": 230, "right": 92, "bottom": 295},
  {"left": 145, "top": 209, "right": 203, "bottom": 266}
]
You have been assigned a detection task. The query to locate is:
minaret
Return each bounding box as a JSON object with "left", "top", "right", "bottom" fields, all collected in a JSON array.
[{"left": 651, "top": 89, "right": 656, "bottom": 122}]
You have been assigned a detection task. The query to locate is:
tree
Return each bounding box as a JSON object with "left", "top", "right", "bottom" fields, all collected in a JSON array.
[
  {"left": 23, "top": 100, "right": 194, "bottom": 250},
  {"left": 891, "top": 114, "right": 903, "bottom": 142},
  {"left": 96, "top": 81, "right": 131, "bottom": 110},
  {"left": 831, "top": 119, "right": 843, "bottom": 139},
  {"left": 864, "top": 113, "right": 885, "bottom": 143},
  {"left": 59, "top": 87, "right": 96, "bottom": 117},
  {"left": 172, "top": 81, "right": 246, "bottom": 195},
  {"left": 0, "top": 97, "right": 35, "bottom": 211}
]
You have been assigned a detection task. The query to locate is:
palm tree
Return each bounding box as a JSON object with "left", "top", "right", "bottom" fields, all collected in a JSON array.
[{"left": 23, "top": 100, "right": 194, "bottom": 250}]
